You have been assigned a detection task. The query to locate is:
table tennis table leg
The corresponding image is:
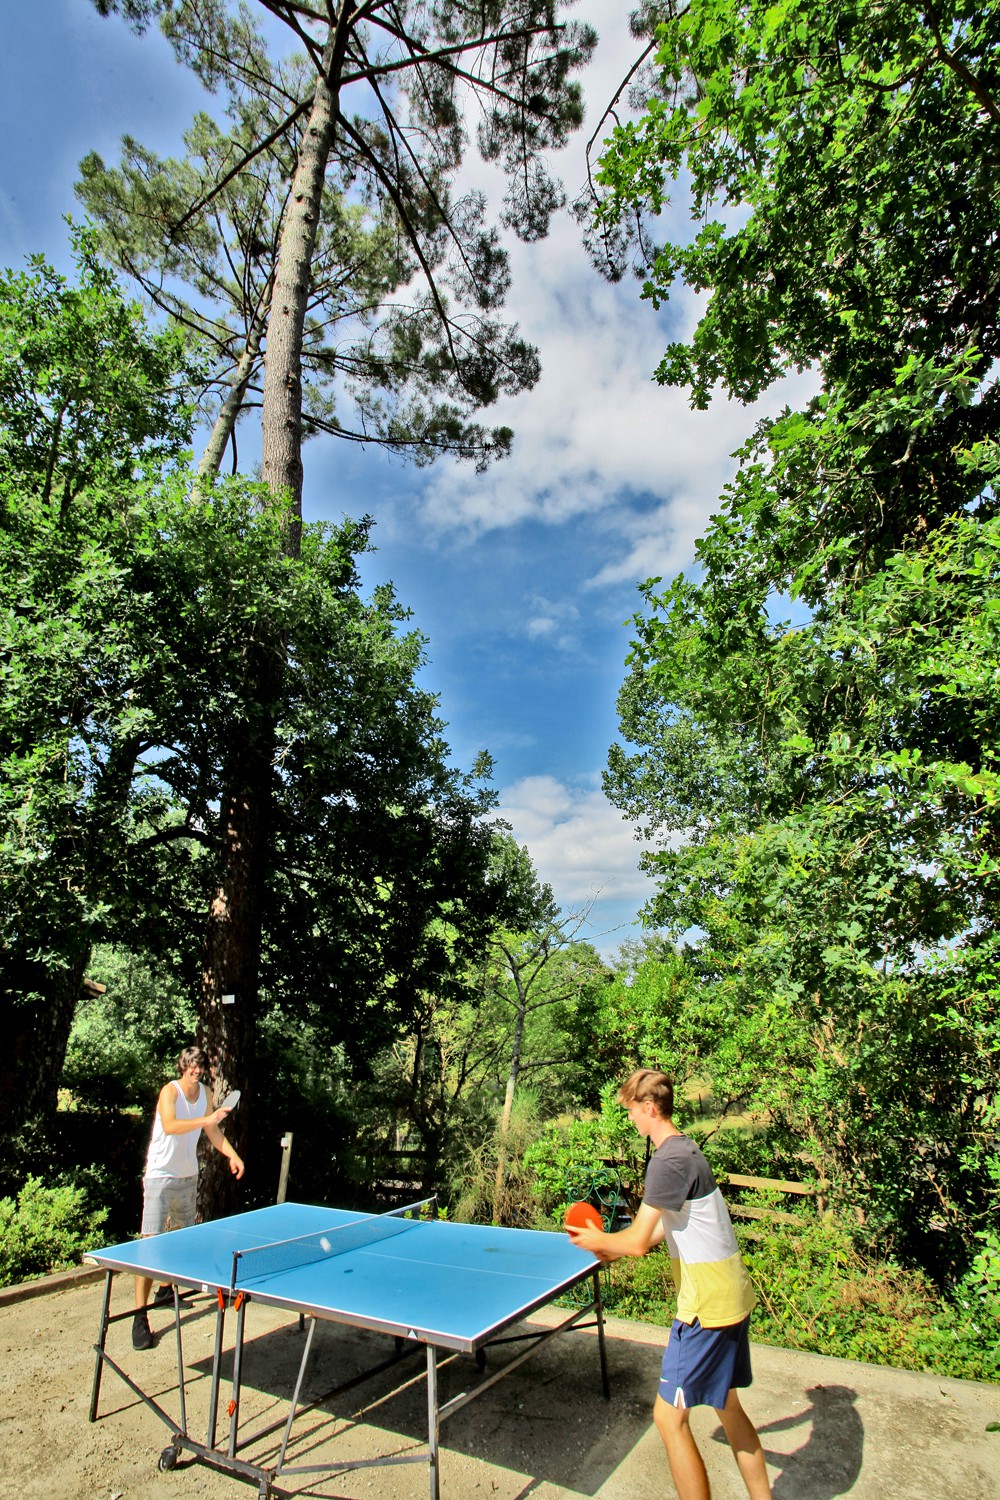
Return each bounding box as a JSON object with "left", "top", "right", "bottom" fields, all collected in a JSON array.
[
  {"left": 593, "top": 1269, "right": 610, "bottom": 1399},
  {"left": 226, "top": 1294, "right": 248, "bottom": 1457},
  {"left": 206, "top": 1294, "right": 227, "bottom": 1449},
  {"left": 426, "top": 1344, "right": 440, "bottom": 1500},
  {"left": 275, "top": 1313, "right": 318, "bottom": 1475},
  {"left": 171, "top": 1288, "right": 189, "bottom": 1439},
  {"left": 88, "top": 1270, "right": 114, "bottom": 1421}
]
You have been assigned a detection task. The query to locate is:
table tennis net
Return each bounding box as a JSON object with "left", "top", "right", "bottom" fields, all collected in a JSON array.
[{"left": 230, "top": 1198, "right": 436, "bottom": 1289}]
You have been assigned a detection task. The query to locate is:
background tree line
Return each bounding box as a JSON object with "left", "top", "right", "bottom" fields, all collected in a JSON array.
[
  {"left": 588, "top": 0, "right": 1000, "bottom": 1279},
  {"left": 1, "top": 0, "right": 998, "bottom": 1384}
]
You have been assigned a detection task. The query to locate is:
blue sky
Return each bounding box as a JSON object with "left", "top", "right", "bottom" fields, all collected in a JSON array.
[{"left": 1, "top": 1, "right": 802, "bottom": 953}]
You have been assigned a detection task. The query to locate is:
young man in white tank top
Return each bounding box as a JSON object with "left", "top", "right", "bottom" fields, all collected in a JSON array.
[{"left": 132, "top": 1044, "right": 245, "bottom": 1350}]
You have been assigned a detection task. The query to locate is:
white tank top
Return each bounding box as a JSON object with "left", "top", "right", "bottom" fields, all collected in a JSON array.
[{"left": 145, "top": 1080, "right": 208, "bottom": 1179}]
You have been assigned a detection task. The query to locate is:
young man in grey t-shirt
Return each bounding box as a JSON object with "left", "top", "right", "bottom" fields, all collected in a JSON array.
[{"left": 567, "top": 1068, "right": 772, "bottom": 1500}]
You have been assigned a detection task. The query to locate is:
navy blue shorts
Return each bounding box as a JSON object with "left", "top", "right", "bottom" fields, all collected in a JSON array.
[{"left": 659, "top": 1316, "right": 753, "bottom": 1410}]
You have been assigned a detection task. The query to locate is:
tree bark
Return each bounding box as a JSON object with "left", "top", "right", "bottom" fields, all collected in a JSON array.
[
  {"left": 196, "top": 699, "right": 274, "bottom": 1219},
  {"left": 195, "top": 24, "right": 343, "bottom": 1217},
  {"left": 195, "top": 295, "right": 271, "bottom": 484},
  {"left": 261, "top": 29, "right": 342, "bottom": 554}
]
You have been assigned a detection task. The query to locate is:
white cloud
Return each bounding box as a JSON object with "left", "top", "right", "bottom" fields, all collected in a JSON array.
[
  {"left": 418, "top": 238, "right": 698, "bottom": 543},
  {"left": 403, "top": 3, "right": 819, "bottom": 592},
  {"left": 583, "top": 370, "right": 821, "bottom": 589},
  {"left": 523, "top": 596, "right": 581, "bottom": 650},
  {"left": 525, "top": 616, "right": 558, "bottom": 639},
  {"left": 496, "top": 772, "right": 653, "bottom": 908},
  {"left": 494, "top": 772, "right": 667, "bottom": 954}
]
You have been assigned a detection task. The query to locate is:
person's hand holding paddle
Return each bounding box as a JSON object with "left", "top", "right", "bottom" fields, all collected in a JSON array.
[
  {"left": 210, "top": 1089, "right": 241, "bottom": 1127},
  {"left": 564, "top": 1200, "right": 611, "bottom": 1261}
]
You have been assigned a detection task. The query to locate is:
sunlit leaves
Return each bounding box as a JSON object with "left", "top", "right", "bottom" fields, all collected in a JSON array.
[
  {"left": 87, "top": 0, "right": 596, "bottom": 471},
  {"left": 597, "top": 0, "right": 1000, "bottom": 1262}
]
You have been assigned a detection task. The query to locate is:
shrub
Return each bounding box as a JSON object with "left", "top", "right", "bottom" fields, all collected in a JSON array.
[
  {"left": 736, "top": 1216, "right": 998, "bottom": 1382},
  {"left": 523, "top": 1115, "right": 608, "bottom": 1216},
  {"left": 695, "top": 1120, "right": 816, "bottom": 1186},
  {"left": 601, "top": 1248, "right": 678, "bottom": 1322},
  {"left": 0, "top": 1175, "right": 109, "bottom": 1287},
  {"left": 523, "top": 1083, "right": 651, "bottom": 1216},
  {"left": 581, "top": 1212, "right": 998, "bottom": 1384},
  {"left": 926, "top": 1228, "right": 1000, "bottom": 1383},
  {"left": 450, "top": 1094, "right": 548, "bottom": 1226}
]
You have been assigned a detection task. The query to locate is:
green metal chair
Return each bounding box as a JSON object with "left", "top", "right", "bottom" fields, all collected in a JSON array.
[
  {"left": 561, "top": 1165, "right": 627, "bottom": 1303},
  {"left": 564, "top": 1164, "right": 626, "bottom": 1230}
]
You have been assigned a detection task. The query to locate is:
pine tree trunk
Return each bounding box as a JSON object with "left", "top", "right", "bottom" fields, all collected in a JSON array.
[
  {"left": 196, "top": 27, "right": 343, "bottom": 1218},
  {"left": 196, "top": 698, "right": 274, "bottom": 1220},
  {"left": 195, "top": 295, "right": 271, "bottom": 484},
  {"left": 261, "top": 33, "right": 341, "bottom": 555}
]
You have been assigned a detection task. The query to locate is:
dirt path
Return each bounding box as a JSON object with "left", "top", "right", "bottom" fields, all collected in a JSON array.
[{"left": 1, "top": 1271, "right": 997, "bottom": 1500}]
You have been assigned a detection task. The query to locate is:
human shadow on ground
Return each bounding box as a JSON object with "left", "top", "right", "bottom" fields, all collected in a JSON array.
[{"left": 710, "top": 1383, "right": 864, "bottom": 1500}]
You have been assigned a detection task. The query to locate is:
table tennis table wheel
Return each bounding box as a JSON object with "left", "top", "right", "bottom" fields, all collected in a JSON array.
[{"left": 158, "top": 1445, "right": 179, "bottom": 1472}]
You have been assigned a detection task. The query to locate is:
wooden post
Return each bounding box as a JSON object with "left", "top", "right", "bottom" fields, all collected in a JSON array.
[{"left": 277, "top": 1132, "right": 293, "bottom": 1203}]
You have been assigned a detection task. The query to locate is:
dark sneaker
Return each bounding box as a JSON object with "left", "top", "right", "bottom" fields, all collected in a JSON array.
[
  {"left": 132, "top": 1310, "right": 154, "bottom": 1350},
  {"left": 152, "top": 1285, "right": 174, "bottom": 1308}
]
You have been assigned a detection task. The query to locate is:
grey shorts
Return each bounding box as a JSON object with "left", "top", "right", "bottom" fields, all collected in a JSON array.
[{"left": 141, "top": 1175, "right": 198, "bottom": 1235}]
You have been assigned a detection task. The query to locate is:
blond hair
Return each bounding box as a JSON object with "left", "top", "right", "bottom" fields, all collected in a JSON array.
[{"left": 617, "top": 1068, "right": 674, "bottom": 1118}]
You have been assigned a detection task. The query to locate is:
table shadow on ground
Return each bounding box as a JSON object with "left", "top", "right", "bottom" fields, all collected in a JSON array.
[{"left": 182, "top": 1316, "right": 656, "bottom": 1497}]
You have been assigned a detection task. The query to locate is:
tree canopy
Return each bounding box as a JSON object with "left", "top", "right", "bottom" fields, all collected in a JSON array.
[
  {"left": 590, "top": 0, "right": 1000, "bottom": 1266},
  {"left": 0, "top": 247, "right": 500, "bottom": 1207},
  {"left": 87, "top": 0, "right": 596, "bottom": 485}
]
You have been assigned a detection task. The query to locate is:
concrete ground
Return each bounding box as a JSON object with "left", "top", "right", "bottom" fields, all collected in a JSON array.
[{"left": 0, "top": 1270, "right": 997, "bottom": 1500}]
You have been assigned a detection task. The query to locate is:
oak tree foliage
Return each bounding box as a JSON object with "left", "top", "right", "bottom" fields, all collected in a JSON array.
[
  {"left": 591, "top": 0, "right": 1000, "bottom": 1265},
  {"left": 0, "top": 247, "right": 499, "bottom": 1211}
]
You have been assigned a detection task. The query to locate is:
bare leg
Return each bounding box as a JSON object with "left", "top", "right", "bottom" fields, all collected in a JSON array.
[
  {"left": 654, "top": 1395, "right": 712, "bottom": 1500},
  {"left": 715, "top": 1390, "right": 773, "bottom": 1500},
  {"left": 135, "top": 1274, "right": 152, "bottom": 1310}
]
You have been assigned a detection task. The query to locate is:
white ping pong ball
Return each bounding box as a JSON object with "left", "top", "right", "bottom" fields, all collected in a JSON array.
[{"left": 319, "top": 1237, "right": 331, "bottom": 1252}]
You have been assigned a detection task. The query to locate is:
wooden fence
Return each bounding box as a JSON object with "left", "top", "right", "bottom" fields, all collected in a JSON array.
[{"left": 719, "top": 1171, "right": 828, "bottom": 1233}]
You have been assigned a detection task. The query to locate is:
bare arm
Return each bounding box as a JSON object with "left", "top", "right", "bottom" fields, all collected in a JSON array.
[
  {"left": 567, "top": 1202, "right": 665, "bottom": 1263},
  {"left": 203, "top": 1116, "right": 245, "bottom": 1179},
  {"left": 158, "top": 1083, "right": 229, "bottom": 1136}
]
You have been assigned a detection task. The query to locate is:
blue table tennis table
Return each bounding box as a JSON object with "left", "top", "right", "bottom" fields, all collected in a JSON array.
[{"left": 87, "top": 1197, "right": 608, "bottom": 1499}]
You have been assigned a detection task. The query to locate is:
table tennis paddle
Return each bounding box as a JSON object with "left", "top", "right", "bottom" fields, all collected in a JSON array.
[
  {"left": 564, "top": 1200, "right": 602, "bottom": 1231},
  {"left": 220, "top": 1090, "right": 241, "bottom": 1111}
]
